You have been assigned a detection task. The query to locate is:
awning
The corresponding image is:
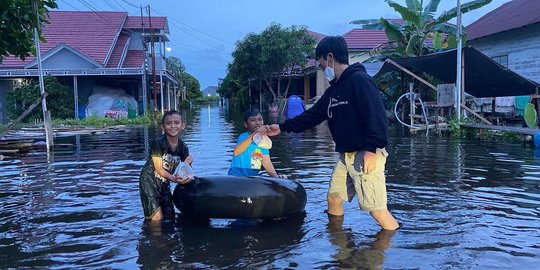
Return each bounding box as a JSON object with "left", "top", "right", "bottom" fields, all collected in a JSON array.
[{"left": 375, "top": 46, "right": 539, "bottom": 98}]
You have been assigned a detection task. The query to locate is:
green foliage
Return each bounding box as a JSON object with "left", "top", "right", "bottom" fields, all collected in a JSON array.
[
  {"left": 166, "top": 56, "right": 202, "bottom": 100},
  {"left": 352, "top": 0, "right": 492, "bottom": 58},
  {"left": 220, "top": 23, "right": 315, "bottom": 106},
  {"left": 524, "top": 103, "right": 538, "bottom": 129},
  {"left": 6, "top": 76, "right": 74, "bottom": 122},
  {"left": 0, "top": 0, "right": 58, "bottom": 61},
  {"left": 52, "top": 115, "right": 152, "bottom": 128}
]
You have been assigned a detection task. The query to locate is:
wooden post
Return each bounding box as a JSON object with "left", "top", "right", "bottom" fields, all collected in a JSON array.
[
  {"left": 536, "top": 85, "right": 540, "bottom": 127},
  {"left": 303, "top": 74, "right": 310, "bottom": 103},
  {"left": 409, "top": 83, "right": 414, "bottom": 127},
  {"left": 32, "top": 0, "right": 53, "bottom": 151},
  {"left": 73, "top": 76, "right": 79, "bottom": 119},
  {"left": 160, "top": 73, "right": 164, "bottom": 114},
  {"left": 386, "top": 59, "right": 438, "bottom": 91},
  {"left": 1, "top": 93, "right": 49, "bottom": 136}
]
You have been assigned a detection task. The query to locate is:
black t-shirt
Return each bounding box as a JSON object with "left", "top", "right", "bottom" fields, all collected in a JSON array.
[{"left": 142, "top": 135, "right": 189, "bottom": 181}]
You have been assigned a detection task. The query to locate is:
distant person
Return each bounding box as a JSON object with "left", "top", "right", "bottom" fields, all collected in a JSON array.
[
  {"left": 139, "top": 110, "right": 193, "bottom": 221},
  {"left": 228, "top": 108, "right": 285, "bottom": 178},
  {"left": 264, "top": 36, "right": 399, "bottom": 230}
]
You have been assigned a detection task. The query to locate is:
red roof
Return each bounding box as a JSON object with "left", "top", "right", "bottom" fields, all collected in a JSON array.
[
  {"left": 467, "top": 0, "right": 540, "bottom": 40},
  {"left": 122, "top": 50, "right": 145, "bottom": 68},
  {"left": 306, "top": 30, "right": 326, "bottom": 43},
  {"left": 0, "top": 11, "right": 127, "bottom": 68},
  {"left": 0, "top": 11, "right": 168, "bottom": 69},
  {"left": 107, "top": 32, "right": 129, "bottom": 68},
  {"left": 342, "top": 29, "right": 389, "bottom": 50},
  {"left": 125, "top": 16, "right": 167, "bottom": 31}
]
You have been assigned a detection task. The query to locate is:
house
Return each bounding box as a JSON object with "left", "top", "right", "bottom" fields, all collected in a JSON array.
[
  {"left": 342, "top": 29, "right": 389, "bottom": 64},
  {"left": 0, "top": 11, "right": 180, "bottom": 123},
  {"left": 202, "top": 86, "right": 219, "bottom": 97},
  {"left": 467, "top": 0, "right": 540, "bottom": 84}
]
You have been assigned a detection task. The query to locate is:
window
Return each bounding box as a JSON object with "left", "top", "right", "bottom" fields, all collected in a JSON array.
[{"left": 492, "top": 55, "right": 508, "bottom": 67}]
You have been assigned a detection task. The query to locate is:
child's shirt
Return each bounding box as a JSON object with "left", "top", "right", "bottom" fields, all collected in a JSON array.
[
  {"left": 228, "top": 132, "right": 270, "bottom": 176},
  {"left": 141, "top": 135, "right": 189, "bottom": 182}
]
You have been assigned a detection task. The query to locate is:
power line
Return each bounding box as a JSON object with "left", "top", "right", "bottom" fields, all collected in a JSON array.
[
  {"left": 103, "top": 0, "right": 119, "bottom": 11},
  {"left": 118, "top": 0, "right": 140, "bottom": 9},
  {"left": 59, "top": 0, "right": 80, "bottom": 10},
  {"left": 150, "top": 7, "right": 235, "bottom": 46}
]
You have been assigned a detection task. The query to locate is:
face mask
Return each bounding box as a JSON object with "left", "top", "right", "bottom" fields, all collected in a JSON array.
[{"left": 324, "top": 57, "right": 335, "bottom": 81}]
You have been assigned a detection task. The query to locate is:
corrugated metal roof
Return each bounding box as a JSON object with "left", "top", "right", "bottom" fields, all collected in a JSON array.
[{"left": 467, "top": 0, "right": 540, "bottom": 40}]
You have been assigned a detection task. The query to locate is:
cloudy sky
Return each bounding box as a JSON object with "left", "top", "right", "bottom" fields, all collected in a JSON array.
[{"left": 56, "top": 0, "right": 511, "bottom": 89}]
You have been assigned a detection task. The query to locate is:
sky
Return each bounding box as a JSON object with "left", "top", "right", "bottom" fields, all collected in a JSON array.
[{"left": 56, "top": 0, "right": 512, "bottom": 89}]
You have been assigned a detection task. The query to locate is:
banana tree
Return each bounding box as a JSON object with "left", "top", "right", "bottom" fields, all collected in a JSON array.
[{"left": 351, "top": 0, "right": 492, "bottom": 58}]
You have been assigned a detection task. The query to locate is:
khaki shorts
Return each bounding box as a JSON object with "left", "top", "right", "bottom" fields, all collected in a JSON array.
[{"left": 328, "top": 148, "right": 389, "bottom": 211}]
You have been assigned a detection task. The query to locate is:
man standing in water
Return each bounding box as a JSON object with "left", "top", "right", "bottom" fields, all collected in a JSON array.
[{"left": 265, "top": 36, "right": 399, "bottom": 230}]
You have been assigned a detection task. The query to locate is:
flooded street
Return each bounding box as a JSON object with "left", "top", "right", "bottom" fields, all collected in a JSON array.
[{"left": 1, "top": 104, "right": 539, "bottom": 269}]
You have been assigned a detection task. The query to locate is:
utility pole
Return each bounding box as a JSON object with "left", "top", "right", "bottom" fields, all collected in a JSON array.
[
  {"left": 140, "top": 4, "right": 148, "bottom": 115},
  {"left": 148, "top": 5, "right": 158, "bottom": 112},
  {"left": 455, "top": 0, "right": 463, "bottom": 119},
  {"left": 32, "top": 0, "right": 53, "bottom": 151}
]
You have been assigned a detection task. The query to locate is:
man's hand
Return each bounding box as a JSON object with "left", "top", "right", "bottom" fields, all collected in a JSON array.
[
  {"left": 266, "top": 124, "right": 281, "bottom": 137},
  {"left": 363, "top": 151, "right": 377, "bottom": 174}
]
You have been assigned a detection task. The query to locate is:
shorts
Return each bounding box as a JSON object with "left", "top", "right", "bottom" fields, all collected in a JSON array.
[
  {"left": 328, "top": 148, "right": 389, "bottom": 211},
  {"left": 139, "top": 171, "right": 175, "bottom": 219}
]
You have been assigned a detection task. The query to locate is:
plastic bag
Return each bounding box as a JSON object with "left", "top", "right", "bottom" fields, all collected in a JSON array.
[
  {"left": 253, "top": 133, "right": 272, "bottom": 149},
  {"left": 174, "top": 162, "right": 194, "bottom": 179}
]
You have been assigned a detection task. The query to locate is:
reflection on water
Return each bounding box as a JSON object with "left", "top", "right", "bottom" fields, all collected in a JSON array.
[{"left": 0, "top": 104, "right": 539, "bottom": 269}]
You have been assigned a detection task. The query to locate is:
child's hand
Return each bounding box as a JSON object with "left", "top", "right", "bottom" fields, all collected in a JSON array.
[
  {"left": 184, "top": 155, "right": 193, "bottom": 165},
  {"left": 256, "top": 125, "right": 268, "bottom": 135},
  {"left": 174, "top": 175, "right": 192, "bottom": 185}
]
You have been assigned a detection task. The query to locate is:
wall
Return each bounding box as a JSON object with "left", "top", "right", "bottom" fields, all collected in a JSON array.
[
  {"left": 41, "top": 49, "right": 99, "bottom": 69},
  {"left": 468, "top": 23, "right": 540, "bottom": 84}
]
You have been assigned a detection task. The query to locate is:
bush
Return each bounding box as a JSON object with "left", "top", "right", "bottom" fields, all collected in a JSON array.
[{"left": 6, "top": 76, "right": 74, "bottom": 122}]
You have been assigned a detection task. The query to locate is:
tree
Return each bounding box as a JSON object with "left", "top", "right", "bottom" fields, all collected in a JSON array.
[
  {"left": 182, "top": 73, "right": 201, "bottom": 100},
  {"left": 6, "top": 76, "right": 74, "bottom": 122},
  {"left": 222, "top": 23, "right": 315, "bottom": 105},
  {"left": 166, "top": 56, "right": 201, "bottom": 100},
  {"left": 0, "top": 0, "right": 58, "bottom": 62},
  {"left": 351, "top": 0, "right": 492, "bottom": 58}
]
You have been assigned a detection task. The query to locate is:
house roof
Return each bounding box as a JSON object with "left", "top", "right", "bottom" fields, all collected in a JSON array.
[
  {"left": 342, "top": 29, "right": 388, "bottom": 50},
  {"left": 125, "top": 16, "right": 169, "bottom": 33},
  {"left": 306, "top": 30, "right": 326, "bottom": 43},
  {"left": 0, "top": 11, "right": 168, "bottom": 69},
  {"left": 122, "top": 50, "right": 145, "bottom": 68},
  {"left": 0, "top": 11, "right": 127, "bottom": 68},
  {"left": 107, "top": 32, "right": 129, "bottom": 68},
  {"left": 467, "top": 0, "right": 540, "bottom": 40}
]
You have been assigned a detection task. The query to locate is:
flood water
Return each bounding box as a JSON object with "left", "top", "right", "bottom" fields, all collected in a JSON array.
[{"left": 1, "top": 104, "right": 539, "bottom": 269}]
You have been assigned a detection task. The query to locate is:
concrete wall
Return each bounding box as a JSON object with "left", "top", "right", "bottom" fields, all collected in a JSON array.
[{"left": 468, "top": 23, "right": 540, "bottom": 84}]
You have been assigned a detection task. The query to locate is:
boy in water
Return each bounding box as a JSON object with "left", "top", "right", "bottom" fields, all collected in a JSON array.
[
  {"left": 228, "top": 108, "right": 284, "bottom": 178},
  {"left": 139, "top": 110, "right": 193, "bottom": 221}
]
